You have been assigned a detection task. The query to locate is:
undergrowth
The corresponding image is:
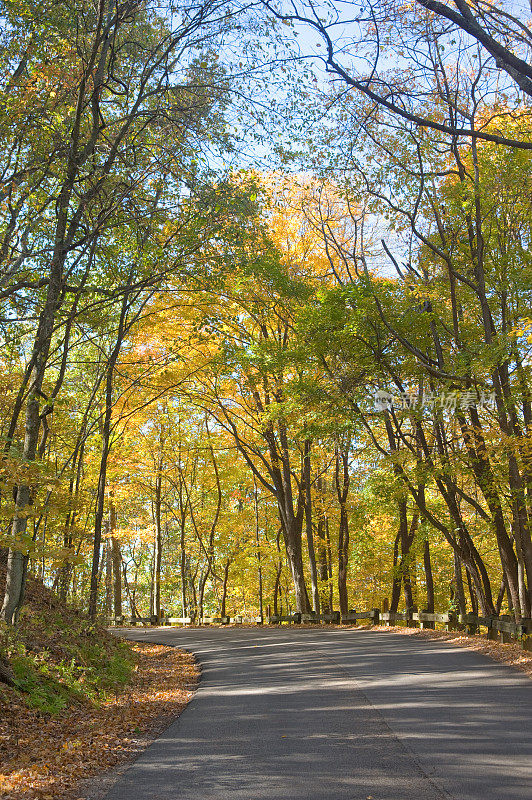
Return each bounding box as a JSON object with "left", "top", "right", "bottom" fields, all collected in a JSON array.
[{"left": 0, "top": 574, "right": 136, "bottom": 714}]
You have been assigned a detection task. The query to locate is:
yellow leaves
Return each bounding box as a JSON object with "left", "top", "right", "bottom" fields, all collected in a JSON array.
[
  {"left": 118, "top": 525, "right": 155, "bottom": 547},
  {"left": 260, "top": 172, "right": 363, "bottom": 285},
  {"left": 507, "top": 317, "right": 532, "bottom": 341}
]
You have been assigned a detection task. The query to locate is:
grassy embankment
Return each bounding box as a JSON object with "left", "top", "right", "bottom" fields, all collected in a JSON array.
[
  {"left": 0, "top": 574, "right": 134, "bottom": 713},
  {"left": 0, "top": 572, "right": 197, "bottom": 800}
]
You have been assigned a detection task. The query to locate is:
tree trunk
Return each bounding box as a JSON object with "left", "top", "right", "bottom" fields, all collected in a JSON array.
[
  {"left": 88, "top": 283, "right": 131, "bottom": 620},
  {"left": 1, "top": 151, "right": 75, "bottom": 624},
  {"left": 316, "top": 473, "right": 330, "bottom": 612},
  {"left": 273, "top": 527, "right": 283, "bottom": 615},
  {"left": 389, "top": 501, "right": 417, "bottom": 612},
  {"left": 109, "top": 495, "right": 122, "bottom": 618},
  {"left": 260, "top": 415, "right": 311, "bottom": 612},
  {"left": 254, "top": 482, "right": 264, "bottom": 618},
  {"left": 337, "top": 507, "right": 349, "bottom": 615},
  {"left": 282, "top": 516, "right": 311, "bottom": 612},
  {"left": 104, "top": 540, "right": 112, "bottom": 618},
  {"left": 335, "top": 441, "right": 351, "bottom": 616},
  {"left": 2, "top": 356, "right": 53, "bottom": 623},
  {"left": 423, "top": 537, "right": 435, "bottom": 613},
  {"left": 517, "top": 559, "right": 529, "bottom": 619},
  {"left": 326, "top": 516, "right": 334, "bottom": 611},
  {"left": 303, "top": 440, "right": 320, "bottom": 613},
  {"left": 458, "top": 409, "right": 521, "bottom": 617},
  {"left": 454, "top": 552, "right": 467, "bottom": 615},
  {"left": 180, "top": 521, "right": 187, "bottom": 618},
  {"left": 402, "top": 511, "right": 418, "bottom": 612},
  {"left": 495, "top": 580, "right": 506, "bottom": 616},
  {"left": 153, "top": 475, "right": 162, "bottom": 621},
  {"left": 198, "top": 569, "right": 206, "bottom": 620},
  {"left": 466, "top": 569, "right": 479, "bottom": 615},
  {"left": 197, "top": 425, "right": 222, "bottom": 620},
  {"left": 221, "top": 560, "right": 230, "bottom": 617},
  {"left": 189, "top": 568, "right": 198, "bottom": 622},
  {"left": 56, "top": 433, "right": 86, "bottom": 603},
  {"left": 390, "top": 532, "right": 402, "bottom": 613},
  {"left": 122, "top": 561, "right": 140, "bottom": 619},
  {"left": 149, "top": 553, "right": 155, "bottom": 618}
]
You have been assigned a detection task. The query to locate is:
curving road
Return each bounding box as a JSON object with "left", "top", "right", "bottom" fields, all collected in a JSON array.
[{"left": 105, "top": 627, "right": 532, "bottom": 800}]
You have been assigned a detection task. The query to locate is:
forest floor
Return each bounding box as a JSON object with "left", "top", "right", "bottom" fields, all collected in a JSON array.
[{"left": 0, "top": 576, "right": 199, "bottom": 800}]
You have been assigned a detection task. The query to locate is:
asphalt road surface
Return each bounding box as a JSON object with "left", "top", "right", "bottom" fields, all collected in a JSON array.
[{"left": 105, "top": 627, "right": 532, "bottom": 800}]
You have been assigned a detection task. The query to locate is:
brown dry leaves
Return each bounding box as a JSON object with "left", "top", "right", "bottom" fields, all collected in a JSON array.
[{"left": 0, "top": 643, "right": 199, "bottom": 800}]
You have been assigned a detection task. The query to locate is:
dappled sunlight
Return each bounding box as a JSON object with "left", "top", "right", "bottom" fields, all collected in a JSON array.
[{"left": 105, "top": 627, "right": 532, "bottom": 800}]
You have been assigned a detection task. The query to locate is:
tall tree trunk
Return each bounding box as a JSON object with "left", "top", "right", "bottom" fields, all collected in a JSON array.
[
  {"left": 384, "top": 414, "right": 496, "bottom": 616},
  {"left": 1, "top": 14, "right": 124, "bottom": 620},
  {"left": 423, "top": 537, "right": 435, "bottom": 613},
  {"left": 259, "top": 415, "right": 311, "bottom": 612},
  {"left": 57, "top": 436, "right": 85, "bottom": 603},
  {"left": 402, "top": 511, "right": 418, "bottom": 612},
  {"left": 517, "top": 559, "right": 529, "bottom": 619},
  {"left": 273, "top": 527, "right": 283, "bottom": 615},
  {"left": 198, "top": 423, "right": 222, "bottom": 620},
  {"left": 104, "top": 540, "right": 112, "bottom": 618},
  {"left": 149, "top": 552, "right": 155, "bottom": 618},
  {"left": 504, "top": 571, "right": 515, "bottom": 615},
  {"left": 189, "top": 567, "right": 198, "bottom": 622},
  {"left": 390, "top": 532, "right": 402, "bottom": 613},
  {"left": 109, "top": 494, "right": 122, "bottom": 618},
  {"left": 221, "top": 560, "right": 230, "bottom": 617},
  {"left": 198, "top": 569, "right": 206, "bottom": 620},
  {"left": 466, "top": 569, "right": 479, "bottom": 616},
  {"left": 1, "top": 131, "right": 78, "bottom": 624},
  {"left": 254, "top": 480, "right": 264, "bottom": 618},
  {"left": 326, "top": 517, "right": 334, "bottom": 611},
  {"left": 177, "top": 451, "right": 188, "bottom": 618},
  {"left": 390, "top": 502, "right": 417, "bottom": 612},
  {"left": 273, "top": 562, "right": 282, "bottom": 615},
  {"left": 495, "top": 580, "right": 506, "bottom": 616},
  {"left": 282, "top": 517, "right": 311, "bottom": 612},
  {"left": 303, "top": 440, "right": 320, "bottom": 613},
  {"left": 122, "top": 561, "right": 140, "bottom": 619},
  {"left": 457, "top": 409, "right": 521, "bottom": 617},
  {"left": 335, "top": 440, "right": 351, "bottom": 616},
  {"left": 180, "top": 520, "right": 187, "bottom": 618},
  {"left": 316, "top": 473, "right": 330, "bottom": 612},
  {"left": 153, "top": 475, "right": 162, "bottom": 621},
  {"left": 454, "top": 552, "right": 467, "bottom": 616},
  {"left": 88, "top": 282, "right": 131, "bottom": 620},
  {"left": 1, "top": 325, "right": 57, "bottom": 623}
]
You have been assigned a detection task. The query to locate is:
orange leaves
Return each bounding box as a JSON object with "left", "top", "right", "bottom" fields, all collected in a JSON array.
[{"left": 0, "top": 643, "right": 198, "bottom": 800}]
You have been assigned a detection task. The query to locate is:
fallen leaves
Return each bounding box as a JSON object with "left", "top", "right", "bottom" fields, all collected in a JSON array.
[{"left": 0, "top": 643, "right": 199, "bottom": 800}]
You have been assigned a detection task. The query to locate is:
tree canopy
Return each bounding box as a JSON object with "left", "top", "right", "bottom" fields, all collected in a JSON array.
[{"left": 2, "top": 0, "right": 532, "bottom": 628}]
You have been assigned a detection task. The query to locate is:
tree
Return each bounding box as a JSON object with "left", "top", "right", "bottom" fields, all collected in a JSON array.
[
  {"left": 262, "top": 0, "right": 532, "bottom": 149},
  {"left": 0, "top": 0, "right": 246, "bottom": 623}
]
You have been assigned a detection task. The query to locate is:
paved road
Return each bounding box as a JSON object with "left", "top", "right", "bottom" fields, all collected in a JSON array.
[{"left": 105, "top": 627, "right": 532, "bottom": 800}]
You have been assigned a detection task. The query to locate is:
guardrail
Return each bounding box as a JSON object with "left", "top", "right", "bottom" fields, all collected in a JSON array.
[{"left": 107, "top": 609, "right": 532, "bottom": 650}]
